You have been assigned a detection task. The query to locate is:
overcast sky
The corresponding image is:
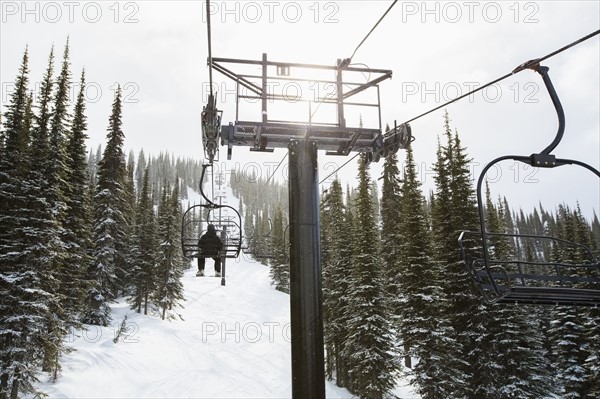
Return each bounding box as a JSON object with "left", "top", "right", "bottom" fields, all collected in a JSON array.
[{"left": 1, "top": 1, "right": 599, "bottom": 217}]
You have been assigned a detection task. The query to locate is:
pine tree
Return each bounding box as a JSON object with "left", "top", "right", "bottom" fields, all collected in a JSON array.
[
  {"left": 549, "top": 205, "right": 596, "bottom": 397},
  {"left": 550, "top": 305, "right": 592, "bottom": 398},
  {"left": 154, "top": 179, "right": 186, "bottom": 321},
  {"left": 93, "top": 145, "right": 102, "bottom": 185},
  {"left": 397, "top": 141, "right": 452, "bottom": 398},
  {"left": 468, "top": 187, "right": 553, "bottom": 398},
  {"left": 378, "top": 148, "right": 411, "bottom": 375},
  {"left": 591, "top": 211, "right": 600, "bottom": 252},
  {"left": 83, "top": 86, "right": 128, "bottom": 326},
  {"left": 581, "top": 208, "right": 600, "bottom": 397},
  {"left": 379, "top": 151, "right": 403, "bottom": 299},
  {"left": 585, "top": 303, "right": 600, "bottom": 398},
  {"left": 62, "top": 70, "right": 93, "bottom": 321},
  {"left": 342, "top": 155, "right": 397, "bottom": 398},
  {"left": 370, "top": 179, "right": 380, "bottom": 226},
  {"left": 136, "top": 149, "right": 147, "bottom": 190},
  {"left": 0, "top": 48, "right": 57, "bottom": 399},
  {"left": 321, "top": 179, "right": 353, "bottom": 386},
  {"left": 430, "top": 112, "right": 478, "bottom": 395},
  {"left": 37, "top": 41, "right": 76, "bottom": 374},
  {"left": 268, "top": 206, "right": 289, "bottom": 293},
  {"left": 1, "top": 51, "right": 32, "bottom": 399},
  {"left": 0, "top": 113, "right": 4, "bottom": 157},
  {"left": 128, "top": 168, "right": 158, "bottom": 315},
  {"left": 30, "top": 47, "right": 54, "bottom": 172},
  {"left": 0, "top": 49, "right": 30, "bottom": 177},
  {"left": 46, "top": 39, "right": 71, "bottom": 222},
  {"left": 116, "top": 148, "right": 137, "bottom": 296}
]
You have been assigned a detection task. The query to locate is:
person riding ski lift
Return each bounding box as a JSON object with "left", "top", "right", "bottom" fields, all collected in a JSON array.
[{"left": 197, "top": 224, "right": 223, "bottom": 277}]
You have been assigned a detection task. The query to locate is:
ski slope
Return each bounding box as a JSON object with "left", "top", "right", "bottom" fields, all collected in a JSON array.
[
  {"left": 35, "top": 183, "right": 418, "bottom": 398},
  {"left": 36, "top": 258, "right": 356, "bottom": 398}
]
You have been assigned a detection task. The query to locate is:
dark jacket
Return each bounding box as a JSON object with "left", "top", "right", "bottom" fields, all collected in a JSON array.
[{"left": 199, "top": 226, "right": 223, "bottom": 256}]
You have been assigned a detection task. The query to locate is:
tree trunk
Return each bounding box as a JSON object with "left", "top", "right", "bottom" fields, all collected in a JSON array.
[
  {"left": 144, "top": 290, "right": 148, "bottom": 315},
  {"left": 334, "top": 342, "right": 343, "bottom": 387},
  {"left": 9, "top": 368, "right": 18, "bottom": 399},
  {"left": 404, "top": 342, "right": 412, "bottom": 369},
  {"left": 1, "top": 372, "right": 8, "bottom": 399},
  {"left": 52, "top": 350, "right": 60, "bottom": 382}
]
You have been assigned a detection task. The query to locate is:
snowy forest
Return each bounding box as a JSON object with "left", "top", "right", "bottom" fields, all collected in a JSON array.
[
  {"left": 2, "top": 43, "right": 600, "bottom": 399},
  {"left": 0, "top": 44, "right": 207, "bottom": 398},
  {"left": 233, "top": 124, "right": 600, "bottom": 396}
]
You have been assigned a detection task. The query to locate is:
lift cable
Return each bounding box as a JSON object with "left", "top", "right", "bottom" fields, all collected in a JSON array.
[
  {"left": 403, "top": 29, "right": 600, "bottom": 126},
  {"left": 339, "top": 0, "right": 398, "bottom": 69},
  {"left": 309, "top": 62, "right": 372, "bottom": 122},
  {"left": 319, "top": 152, "right": 360, "bottom": 184},
  {"left": 310, "top": 0, "right": 393, "bottom": 121},
  {"left": 265, "top": 152, "right": 288, "bottom": 185},
  {"left": 319, "top": 29, "right": 600, "bottom": 184}
]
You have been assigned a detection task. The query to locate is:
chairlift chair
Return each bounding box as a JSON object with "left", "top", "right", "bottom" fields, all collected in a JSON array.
[
  {"left": 458, "top": 62, "right": 600, "bottom": 306},
  {"left": 181, "top": 203, "right": 242, "bottom": 260},
  {"left": 181, "top": 164, "right": 242, "bottom": 286}
]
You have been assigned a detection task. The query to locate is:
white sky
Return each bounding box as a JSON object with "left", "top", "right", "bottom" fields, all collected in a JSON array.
[{"left": 1, "top": 0, "right": 599, "bottom": 217}]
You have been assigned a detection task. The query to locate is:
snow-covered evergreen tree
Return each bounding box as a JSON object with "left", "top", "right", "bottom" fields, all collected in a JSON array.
[
  {"left": 398, "top": 141, "right": 452, "bottom": 398},
  {"left": 154, "top": 178, "right": 186, "bottom": 321},
  {"left": 128, "top": 168, "right": 158, "bottom": 315},
  {"left": 37, "top": 40, "right": 76, "bottom": 376},
  {"left": 30, "top": 47, "right": 54, "bottom": 170},
  {"left": 370, "top": 179, "right": 380, "bottom": 227},
  {"left": 0, "top": 48, "right": 58, "bottom": 399},
  {"left": 468, "top": 185, "right": 553, "bottom": 398},
  {"left": 136, "top": 149, "right": 147, "bottom": 191},
  {"left": 62, "top": 70, "right": 93, "bottom": 321},
  {"left": 342, "top": 155, "right": 398, "bottom": 398},
  {"left": 430, "top": 112, "right": 482, "bottom": 395},
  {"left": 379, "top": 151, "right": 403, "bottom": 306},
  {"left": 116, "top": 149, "right": 137, "bottom": 296},
  {"left": 585, "top": 304, "right": 600, "bottom": 398},
  {"left": 549, "top": 205, "right": 596, "bottom": 397},
  {"left": 83, "top": 87, "right": 128, "bottom": 326},
  {"left": 268, "top": 206, "right": 289, "bottom": 293},
  {"left": 321, "top": 178, "right": 353, "bottom": 386}
]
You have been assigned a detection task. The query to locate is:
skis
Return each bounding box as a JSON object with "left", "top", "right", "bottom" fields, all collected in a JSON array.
[{"left": 196, "top": 271, "right": 221, "bottom": 277}]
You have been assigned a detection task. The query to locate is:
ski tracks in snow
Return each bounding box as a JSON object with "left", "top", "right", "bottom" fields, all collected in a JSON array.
[{"left": 36, "top": 258, "right": 355, "bottom": 398}]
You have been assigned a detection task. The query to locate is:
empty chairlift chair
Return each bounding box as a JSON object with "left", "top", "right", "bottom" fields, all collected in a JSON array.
[{"left": 458, "top": 62, "right": 600, "bottom": 306}]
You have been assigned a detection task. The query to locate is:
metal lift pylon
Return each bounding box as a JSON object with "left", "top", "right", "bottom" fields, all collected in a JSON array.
[{"left": 214, "top": 53, "right": 407, "bottom": 398}]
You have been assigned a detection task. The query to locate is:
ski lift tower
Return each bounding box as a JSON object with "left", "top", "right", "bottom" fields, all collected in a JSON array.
[{"left": 213, "top": 53, "right": 408, "bottom": 398}]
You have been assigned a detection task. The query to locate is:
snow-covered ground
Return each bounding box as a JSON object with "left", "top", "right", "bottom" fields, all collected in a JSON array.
[
  {"left": 36, "top": 258, "right": 355, "bottom": 398},
  {"left": 34, "top": 182, "right": 418, "bottom": 398}
]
